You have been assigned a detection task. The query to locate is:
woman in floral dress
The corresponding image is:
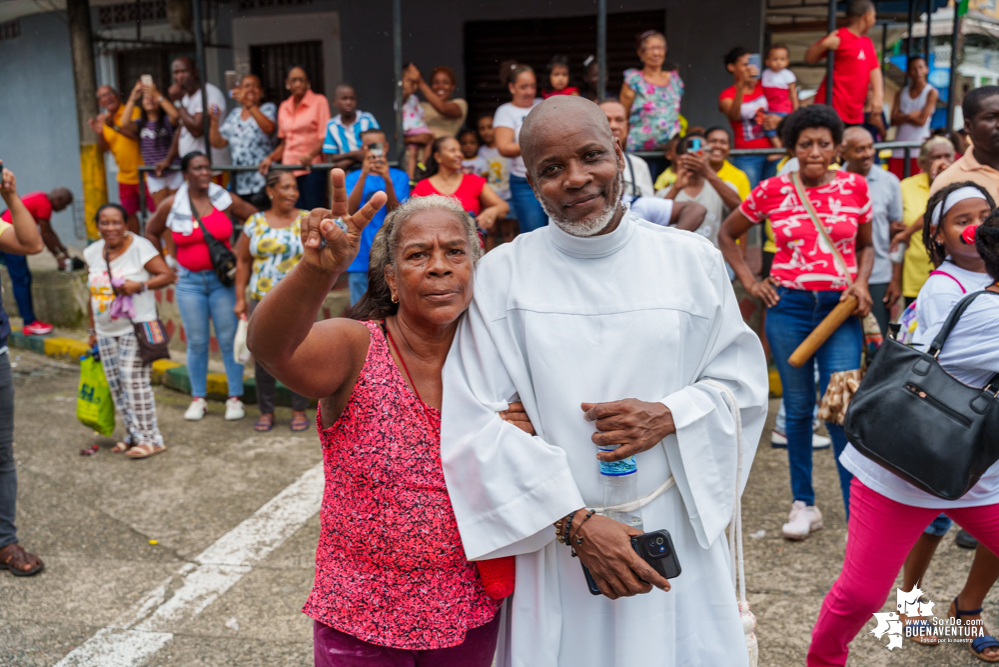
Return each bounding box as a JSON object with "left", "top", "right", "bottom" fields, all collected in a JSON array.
[
  {"left": 619, "top": 30, "right": 684, "bottom": 152},
  {"left": 234, "top": 170, "right": 309, "bottom": 431}
]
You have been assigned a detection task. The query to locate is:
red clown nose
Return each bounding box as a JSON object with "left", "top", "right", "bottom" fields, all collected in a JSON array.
[{"left": 962, "top": 225, "right": 978, "bottom": 244}]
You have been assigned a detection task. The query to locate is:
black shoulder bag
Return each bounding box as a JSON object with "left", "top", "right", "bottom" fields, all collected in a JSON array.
[
  {"left": 844, "top": 290, "right": 999, "bottom": 500},
  {"left": 190, "top": 194, "right": 237, "bottom": 287},
  {"left": 105, "top": 246, "right": 171, "bottom": 365}
]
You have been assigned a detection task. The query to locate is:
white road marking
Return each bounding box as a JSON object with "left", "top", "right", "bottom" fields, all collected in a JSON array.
[{"left": 54, "top": 463, "right": 324, "bottom": 667}]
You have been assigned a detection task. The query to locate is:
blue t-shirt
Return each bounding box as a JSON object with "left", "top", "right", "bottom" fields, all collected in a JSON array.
[{"left": 345, "top": 167, "right": 410, "bottom": 273}]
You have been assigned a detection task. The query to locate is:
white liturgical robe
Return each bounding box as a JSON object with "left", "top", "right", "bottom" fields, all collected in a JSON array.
[{"left": 440, "top": 209, "right": 769, "bottom": 667}]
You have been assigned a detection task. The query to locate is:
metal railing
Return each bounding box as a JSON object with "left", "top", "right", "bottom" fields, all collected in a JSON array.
[
  {"left": 137, "top": 139, "right": 927, "bottom": 223},
  {"left": 136, "top": 162, "right": 399, "bottom": 222},
  {"left": 633, "top": 139, "right": 925, "bottom": 162}
]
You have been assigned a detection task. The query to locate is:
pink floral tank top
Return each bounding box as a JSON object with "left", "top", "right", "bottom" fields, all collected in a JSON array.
[{"left": 303, "top": 320, "right": 500, "bottom": 650}]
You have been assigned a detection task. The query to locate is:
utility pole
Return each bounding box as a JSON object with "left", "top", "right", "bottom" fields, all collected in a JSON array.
[{"left": 67, "top": 0, "right": 107, "bottom": 242}]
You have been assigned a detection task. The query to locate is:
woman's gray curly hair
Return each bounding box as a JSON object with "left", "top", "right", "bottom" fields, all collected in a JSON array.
[{"left": 348, "top": 194, "right": 483, "bottom": 320}]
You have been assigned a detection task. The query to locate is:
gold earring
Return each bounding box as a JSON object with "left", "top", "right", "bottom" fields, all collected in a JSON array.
[{"left": 391, "top": 293, "right": 399, "bottom": 303}]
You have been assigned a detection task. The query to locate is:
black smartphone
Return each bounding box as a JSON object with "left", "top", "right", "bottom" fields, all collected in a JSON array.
[{"left": 581, "top": 529, "right": 682, "bottom": 596}]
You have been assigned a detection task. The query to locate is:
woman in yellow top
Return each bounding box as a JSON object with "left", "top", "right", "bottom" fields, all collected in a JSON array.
[
  {"left": 234, "top": 171, "right": 309, "bottom": 432},
  {"left": 887, "top": 136, "right": 956, "bottom": 306}
]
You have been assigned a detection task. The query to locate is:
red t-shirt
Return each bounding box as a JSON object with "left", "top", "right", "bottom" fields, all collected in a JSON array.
[
  {"left": 542, "top": 87, "right": 581, "bottom": 99},
  {"left": 1, "top": 191, "right": 52, "bottom": 223},
  {"left": 172, "top": 208, "right": 233, "bottom": 273},
  {"left": 739, "top": 171, "right": 872, "bottom": 291},
  {"left": 412, "top": 174, "right": 486, "bottom": 216},
  {"left": 718, "top": 83, "right": 771, "bottom": 149},
  {"left": 814, "top": 28, "right": 878, "bottom": 124}
]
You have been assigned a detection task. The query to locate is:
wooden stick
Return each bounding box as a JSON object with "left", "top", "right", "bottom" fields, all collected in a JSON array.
[{"left": 788, "top": 296, "right": 859, "bottom": 368}]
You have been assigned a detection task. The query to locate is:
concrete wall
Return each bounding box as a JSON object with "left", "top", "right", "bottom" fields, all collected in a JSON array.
[{"left": 0, "top": 12, "right": 86, "bottom": 248}]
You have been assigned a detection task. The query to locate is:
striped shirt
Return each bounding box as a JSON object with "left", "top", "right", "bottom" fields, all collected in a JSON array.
[{"left": 323, "top": 111, "right": 380, "bottom": 155}]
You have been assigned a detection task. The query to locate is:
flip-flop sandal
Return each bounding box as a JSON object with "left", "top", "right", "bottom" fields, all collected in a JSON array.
[
  {"left": 972, "top": 636, "right": 999, "bottom": 663},
  {"left": 0, "top": 543, "right": 44, "bottom": 577},
  {"left": 111, "top": 441, "right": 132, "bottom": 453},
  {"left": 254, "top": 414, "right": 274, "bottom": 432},
  {"left": 290, "top": 412, "right": 309, "bottom": 432},
  {"left": 79, "top": 444, "right": 99, "bottom": 456},
  {"left": 952, "top": 597, "right": 999, "bottom": 662},
  {"left": 125, "top": 443, "right": 165, "bottom": 459}
]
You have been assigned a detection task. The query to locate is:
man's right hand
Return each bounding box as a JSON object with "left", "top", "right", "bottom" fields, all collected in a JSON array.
[
  {"left": 154, "top": 159, "right": 170, "bottom": 177},
  {"left": 300, "top": 169, "right": 387, "bottom": 277},
  {"left": 573, "top": 513, "right": 670, "bottom": 599}
]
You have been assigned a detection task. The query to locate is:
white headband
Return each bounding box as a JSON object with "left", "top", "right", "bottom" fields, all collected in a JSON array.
[{"left": 931, "top": 186, "right": 989, "bottom": 227}]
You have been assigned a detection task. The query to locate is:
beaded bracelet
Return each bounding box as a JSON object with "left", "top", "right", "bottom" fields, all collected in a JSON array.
[
  {"left": 564, "top": 511, "right": 575, "bottom": 545},
  {"left": 554, "top": 516, "right": 567, "bottom": 544},
  {"left": 572, "top": 510, "right": 597, "bottom": 546}
]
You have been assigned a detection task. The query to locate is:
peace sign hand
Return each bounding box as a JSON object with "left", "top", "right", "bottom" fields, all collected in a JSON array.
[{"left": 301, "top": 168, "right": 387, "bottom": 276}]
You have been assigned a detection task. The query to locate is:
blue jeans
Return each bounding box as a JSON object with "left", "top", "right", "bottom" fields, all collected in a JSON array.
[
  {"left": 766, "top": 286, "right": 862, "bottom": 513},
  {"left": 730, "top": 154, "right": 778, "bottom": 189},
  {"left": 348, "top": 271, "right": 368, "bottom": 306},
  {"left": 296, "top": 171, "right": 327, "bottom": 211},
  {"left": 0, "top": 253, "right": 35, "bottom": 324},
  {"left": 0, "top": 354, "right": 16, "bottom": 548},
  {"left": 508, "top": 175, "right": 547, "bottom": 233},
  {"left": 175, "top": 267, "right": 244, "bottom": 398}
]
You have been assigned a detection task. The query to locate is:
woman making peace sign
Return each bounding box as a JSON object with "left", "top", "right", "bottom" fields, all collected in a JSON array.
[{"left": 248, "top": 170, "right": 532, "bottom": 665}]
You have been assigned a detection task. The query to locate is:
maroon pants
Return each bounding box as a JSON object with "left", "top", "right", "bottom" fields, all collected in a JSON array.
[{"left": 313, "top": 615, "right": 500, "bottom": 667}]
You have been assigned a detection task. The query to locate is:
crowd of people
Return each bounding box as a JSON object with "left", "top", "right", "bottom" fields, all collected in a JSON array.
[{"left": 6, "top": 0, "right": 999, "bottom": 664}]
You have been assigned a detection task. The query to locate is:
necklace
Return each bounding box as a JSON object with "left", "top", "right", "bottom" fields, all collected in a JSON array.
[{"left": 383, "top": 320, "right": 435, "bottom": 428}]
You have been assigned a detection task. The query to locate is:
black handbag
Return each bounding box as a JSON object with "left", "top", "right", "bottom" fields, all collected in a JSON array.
[
  {"left": 844, "top": 290, "right": 999, "bottom": 500},
  {"left": 190, "top": 194, "right": 237, "bottom": 287},
  {"left": 105, "top": 248, "right": 171, "bottom": 365}
]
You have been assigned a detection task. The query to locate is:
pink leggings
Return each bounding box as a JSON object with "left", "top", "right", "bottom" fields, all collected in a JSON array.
[
  {"left": 313, "top": 615, "right": 500, "bottom": 667},
  {"left": 808, "top": 478, "right": 999, "bottom": 666}
]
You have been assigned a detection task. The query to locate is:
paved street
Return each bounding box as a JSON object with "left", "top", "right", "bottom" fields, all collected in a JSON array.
[{"left": 2, "top": 348, "right": 997, "bottom": 666}]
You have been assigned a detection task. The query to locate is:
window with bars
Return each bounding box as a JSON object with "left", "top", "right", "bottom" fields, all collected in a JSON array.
[
  {"left": 250, "top": 41, "right": 325, "bottom": 105},
  {"left": 98, "top": 0, "right": 167, "bottom": 27},
  {"left": 0, "top": 19, "right": 20, "bottom": 40},
  {"left": 463, "top": 10, "right": 667, "bottom": 123},
  {"left": 237, "top": 0, "right": 311, "bottom": 10}
]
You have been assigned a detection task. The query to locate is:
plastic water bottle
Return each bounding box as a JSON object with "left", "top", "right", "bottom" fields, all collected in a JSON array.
[
  {"left": 889, "top": 240, "right": 908, "bottom": 264},
  {"left": 598, "top": 446, "right": 643, "bottom": 530}
]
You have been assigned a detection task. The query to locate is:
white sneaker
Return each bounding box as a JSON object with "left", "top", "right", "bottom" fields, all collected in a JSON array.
[
  {"left": 184, "top": 397, "right": 208, "bottom": 421},
  {"left": 782, "top": 500, "right": 824, "bottom": 540},
  {"left": 812, "top": 432, "right": 832, "bottom": 449},
  {"left": 225, "top": 397, "right": 245, "bottom": 421},
  {"left": 771, "top": 427, "right": 831, "bottom": 449}
]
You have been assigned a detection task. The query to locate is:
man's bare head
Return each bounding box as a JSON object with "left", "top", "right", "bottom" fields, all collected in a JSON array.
[{"left": 520, "top": 96, "right": 625, "bottom": 237}]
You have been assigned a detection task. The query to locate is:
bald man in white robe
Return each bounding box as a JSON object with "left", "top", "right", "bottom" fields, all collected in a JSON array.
[{"left": 440, "top": 96, "right": 768, "bottom": 667}]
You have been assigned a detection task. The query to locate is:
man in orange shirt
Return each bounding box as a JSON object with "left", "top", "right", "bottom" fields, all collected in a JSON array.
[
  {"left": 930, "top": 86, "right": 999, "bottom": 199},
  {"left": 89, "top": 86, "right": 146, "bottom": 233}
]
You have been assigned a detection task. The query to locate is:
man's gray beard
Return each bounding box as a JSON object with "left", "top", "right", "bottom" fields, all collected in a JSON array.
[{"left": 537, "top": 172, "right": 624, "bottom": 238}]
